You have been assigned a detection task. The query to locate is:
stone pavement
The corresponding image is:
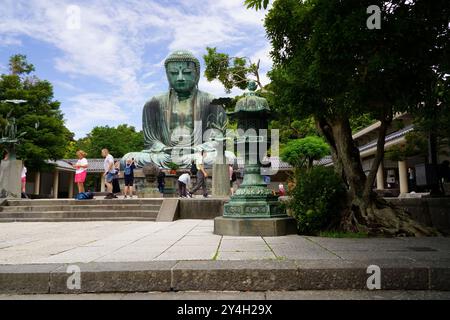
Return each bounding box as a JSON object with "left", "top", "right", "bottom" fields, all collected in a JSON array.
[
  {"left": 0, "top": 219, "right": 449, "bottom": 264},
  {"left": 2, "top": 290, "right": 450, "bottom": 300},
  {"left": 1, "top": 220, "right": 450, "bottom": 294}
]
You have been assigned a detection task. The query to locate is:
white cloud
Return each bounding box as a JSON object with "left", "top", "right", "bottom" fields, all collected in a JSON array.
[
  {"left": 0, "top": 35, "right": 22, "bottom": 46},
  {"left": 64, "top": 93, "right": 131, "bottom": 132},
  {"left": 198, "top": 78, "right": 243, "bottom": 98},
  {"left": 52, "top": 80, "right": 83, "bottom": 92}
]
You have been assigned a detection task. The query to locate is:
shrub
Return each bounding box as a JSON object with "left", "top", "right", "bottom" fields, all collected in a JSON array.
[
  {"left": 288, "top": 166, "right": 346, "bottom": 235},
  {"left": 281, "top": 136, "right": 330, "bottom": 169}
]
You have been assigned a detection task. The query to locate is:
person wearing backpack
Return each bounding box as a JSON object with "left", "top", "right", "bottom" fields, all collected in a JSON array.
[{"left": 123, "top": 158, "right": 136, "bottom": 199}]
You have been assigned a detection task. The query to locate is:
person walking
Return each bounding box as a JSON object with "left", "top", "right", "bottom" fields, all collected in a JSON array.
[
  {"left": 123, "top": 158, "right": 136, "bottom": 198},
  {"left": 178, "top": 172, "right": 192, "bottom": 198},
  {"left": 190, "top": 150, "right": 208, "bottom": 198},
  {"left": 73, "top": 150, "right": 88, "bottom": 194},
  {"left": 102, "top": 148, "right": 116, "bottom": 199}
]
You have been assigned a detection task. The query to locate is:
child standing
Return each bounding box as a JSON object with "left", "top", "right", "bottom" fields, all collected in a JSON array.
[{"left": 123, "top": 158, "right": 136, "bottom": 199}]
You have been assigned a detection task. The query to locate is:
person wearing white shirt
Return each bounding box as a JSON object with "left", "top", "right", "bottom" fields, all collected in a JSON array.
[
  {"left": 178, "top": 172, "right": 192, "bottom": 198},
  {"left": 72, "top": 150, "right": 88, "bottom": 193},
  {"left": 102, "top": 148, "right": 116, "bottom": 199}
]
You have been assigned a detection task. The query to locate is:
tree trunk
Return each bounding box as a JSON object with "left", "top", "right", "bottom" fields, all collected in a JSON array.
[
  {"left": 323, "top": 116, "right": 436, "bottom": 236},
  {"left": 316, "top": 117, "right": 346, "bottom": 186}
]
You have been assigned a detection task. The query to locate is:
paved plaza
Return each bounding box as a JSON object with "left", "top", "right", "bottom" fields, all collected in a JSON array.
[
  {"left": 0, "top": 219, "right": 449, "bottom": 265},
  {"left": 2, "top": 290, "right": 450, "bottom": 300}
]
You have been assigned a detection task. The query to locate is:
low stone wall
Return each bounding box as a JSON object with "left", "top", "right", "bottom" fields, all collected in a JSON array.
[
  {"left": 386, "top": 197, "right": 450, "bottom": 234},
  {"left": 178, "top": 198, "right": 228, "bottom": 219}
]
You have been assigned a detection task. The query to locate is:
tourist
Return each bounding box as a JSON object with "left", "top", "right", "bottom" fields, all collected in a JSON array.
[
  {"left": 157, "top": 170, "right": 166, "bottom": 194},
  {"left": 229, "top": 164, "right": 236, "bottom": 196},
  {"left": 278, "top": 183, "right": 286, "bottom": 197},
  {"left": 408, "top": 167, "right": 416, "bottom": 192},
  {"left": 123, "top": 158, "right": 136, "bottom": 199},
  {"left": 178, "top": 172, "right": 191, "bottom": 198},
  {"left": 190, "top": 150, "right": 208, "bottom": 198},
  {"left": 112, "top": 161, "right": 121, "bottom": 196},
  {"left": 190, "top": 160, "right": 198, "bottom": 184},
  {"left": 73, "top": 150, "right": 88, "bottom": 194},
  {"left": 102, "top": 148, "right": 116, "bottom": 199},
  {"left": 2, "top": 150, "right": 8, "bottom": 161},
  {"left": 21, "top": 164, "right": 27, "bottom": 195}
]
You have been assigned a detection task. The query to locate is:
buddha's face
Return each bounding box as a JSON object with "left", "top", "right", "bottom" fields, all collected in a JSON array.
[{"left": 166, "top": 61, "right": 198, "bottom": 94}]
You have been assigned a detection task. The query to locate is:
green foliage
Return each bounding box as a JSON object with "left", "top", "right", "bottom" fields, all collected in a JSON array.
[
  {"left": 73, "top": 124, "right": 144, "bottom": 159},
  {"left": 280, "top": 136, "right": 329, "bottom": 168},
  {"left": 270, "top": 117, "right": 318, "bottom": 145},
  {"left": 203, "top": 47, "right": 262, "bottom": 93},
  {"left": 244, "top": 0, "right": 270, "bottom": 10},
  {"left": 9, "top": 54, "right": 35, "bottom": 76},
  {"left": 264, "top": 0, "right": 450, "bottom": 121},
  {"left": 385, "top": 131, "right": 430, "bottom": 162},
  {"left": 0, "top": 55, "right": 72, "bottom": 169},
  {"left": 289, "top": 166, "right": 346, "bottom": 235},
  {"left": 166, "top": 162, "right": 180, "bottom": 171}
]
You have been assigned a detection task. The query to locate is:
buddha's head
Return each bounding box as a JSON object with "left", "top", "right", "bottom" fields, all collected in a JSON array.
[{"left": 165, "top": 50, "right": 200, "bottom": 95}]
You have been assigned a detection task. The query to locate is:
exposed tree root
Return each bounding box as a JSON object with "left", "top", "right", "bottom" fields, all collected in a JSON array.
[{"left": 340, "top": 197, "right": 439, "bottom": 237}]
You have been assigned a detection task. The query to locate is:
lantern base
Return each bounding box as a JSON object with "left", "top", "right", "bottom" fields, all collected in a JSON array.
[{"left": 214, "top": 216, "right": 297, "bottom": 236}]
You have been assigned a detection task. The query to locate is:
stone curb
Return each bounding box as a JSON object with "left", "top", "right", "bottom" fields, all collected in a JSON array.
[{"left": 0, "top": 259, "right": 449, "bottom": 294}]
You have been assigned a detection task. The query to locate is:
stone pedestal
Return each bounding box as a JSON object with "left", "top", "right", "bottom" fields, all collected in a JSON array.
[
  {"left": 0, "top": 160, "right": 22, "bottom": 198},
  {"left": 163, "top": 174, "right": 178, "bottom": 197},
  {"left": 137, "top": 187, "right": 163, "bottom": 198},
  {"left": 214, "top": 216, "right": 297, "bottom": 236},
  {"left": 212, "top": 163, "right": 230, "bottom": 197}
]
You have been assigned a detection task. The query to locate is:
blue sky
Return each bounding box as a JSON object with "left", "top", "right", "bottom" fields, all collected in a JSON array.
[{"left": 0, "top": 0, "right": 272, "bottom": 138}]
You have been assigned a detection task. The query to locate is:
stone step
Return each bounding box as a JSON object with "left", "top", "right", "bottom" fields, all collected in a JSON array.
[
  {"left": 0, "top": 204, "right": 161, "bottom": 213},
  {"left": 1, "top": 259, "right": 449, "bottom": 294},
  {"left": 0, "top": 217, "right": 156, "bottom": 222},
  {"left": 5, "top": 199, "right": 163, "bottom": 207},
  {"left": 0, "top": 210, "right": 159, "bottom": 219}
]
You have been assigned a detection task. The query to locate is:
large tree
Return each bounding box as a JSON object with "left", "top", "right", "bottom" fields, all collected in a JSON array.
[
  {"left": 74, "top": 124, "right": 144, "bottom": 159},
  {"left": 246, "top": 0, "right": 449, "bottom": 235},
  {"left": 0, "top": 54, "right": 72, "bottom": 170}
]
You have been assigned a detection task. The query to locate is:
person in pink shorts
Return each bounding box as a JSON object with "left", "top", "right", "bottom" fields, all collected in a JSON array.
[
  {"left": 73, "top": 150, "right": 88, "bottom": 193},
  {"left": 21, "top": 165, "right": 27, "bottom": 193}
]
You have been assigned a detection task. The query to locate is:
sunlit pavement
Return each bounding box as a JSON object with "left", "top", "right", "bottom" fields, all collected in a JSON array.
[{"left": 0, "top": 220, "right": 449, "bottom": 264}]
